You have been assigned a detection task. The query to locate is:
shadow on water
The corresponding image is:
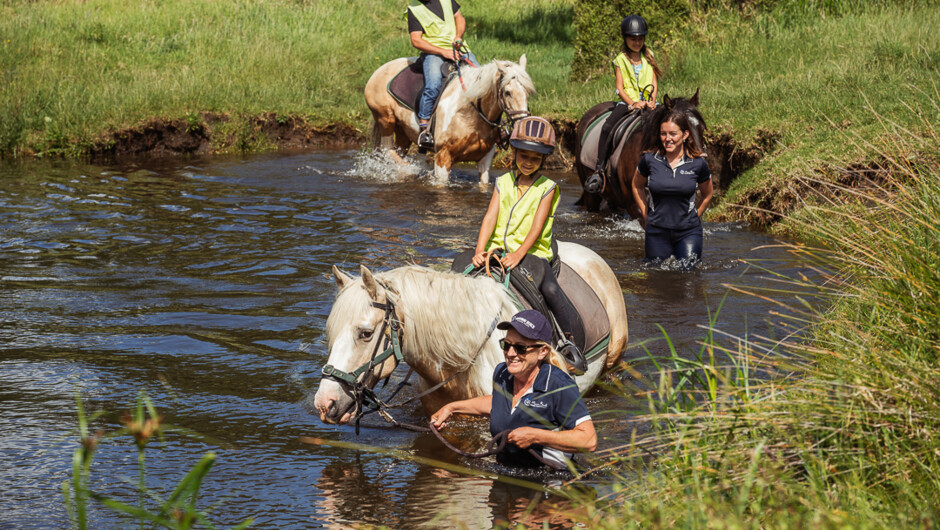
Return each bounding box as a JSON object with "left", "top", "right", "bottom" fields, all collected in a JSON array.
[{"left": 0, "top": 150, "right": 820, "bottom": 527}]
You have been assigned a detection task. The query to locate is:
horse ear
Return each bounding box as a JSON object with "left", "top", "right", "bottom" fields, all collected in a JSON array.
[
  {"left": 360, "top": 265, "right": 381, "bottom": 301},
  {"left": 519, "top": 54, "right": 527, "bottom": 70},
  {"left": 690, "top": 88, "right": 700, "bottom": 107},
  {"left": 332, "top": 265, "right": 352, "bottom": 290},
  {"left": 663, "top": 94, "right": 673, "bottom": 110}
]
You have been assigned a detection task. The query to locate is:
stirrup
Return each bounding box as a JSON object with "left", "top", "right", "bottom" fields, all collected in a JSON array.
[
  {"left": 417, "top": 128, "right": 434, "bottom": 151},
  {"left": 584, "top": 170, "right": 604, "bottom": 194},
  {"left": 558, "top": 340, "right": 586, "bottom": 375}
]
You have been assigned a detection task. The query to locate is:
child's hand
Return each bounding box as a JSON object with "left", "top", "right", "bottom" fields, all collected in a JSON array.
[
  {"left": 501, "top": 251, "right": 525, "bottom": 270},
  {"left": 472, "top": 251, "right": 488, "bottom": 267}
]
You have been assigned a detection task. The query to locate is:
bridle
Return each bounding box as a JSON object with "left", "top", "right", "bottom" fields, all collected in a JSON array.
[
  {"left": 320, "top": 288, "right": 498, "bottom": 435},
  {"left": 472, "top": 71, "right": 530, "bottom": 149},
  {"left": 320, "top": 298, "right": 405, "bottom": 433}
]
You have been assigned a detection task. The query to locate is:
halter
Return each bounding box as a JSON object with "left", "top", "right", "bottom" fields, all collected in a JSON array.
[
  {"left": 473, "top": 71, "right": 530, "bottom": 149},
  {"left": 321, "top": 298, "right": 404, "bottom": 432}
]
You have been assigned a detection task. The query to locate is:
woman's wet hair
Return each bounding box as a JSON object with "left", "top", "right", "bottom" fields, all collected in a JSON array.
[{"left": 658, "top": 111, "right": 704, "bottom": 158}]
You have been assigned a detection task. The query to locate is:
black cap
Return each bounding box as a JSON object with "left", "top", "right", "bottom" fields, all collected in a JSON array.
[{"left": 497, "top": 310, "right": 552, "bottom": 344}]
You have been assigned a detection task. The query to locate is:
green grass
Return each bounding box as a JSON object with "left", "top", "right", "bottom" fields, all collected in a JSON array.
[{"left": 571, "top": 108, "right": 940, "bottom": 527}]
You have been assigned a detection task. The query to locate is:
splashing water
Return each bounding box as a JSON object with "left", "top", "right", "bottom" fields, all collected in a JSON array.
[{"left": 350, "top": 149, "right": 424, "bottom": 183}]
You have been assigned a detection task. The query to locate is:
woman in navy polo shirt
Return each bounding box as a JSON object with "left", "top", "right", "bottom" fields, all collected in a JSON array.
[
  {"left": 632, "top": 110, "right": 714, "bottom": 265},
  {"left": 430, "top": 310, "right": 596, "bottom": 468}
]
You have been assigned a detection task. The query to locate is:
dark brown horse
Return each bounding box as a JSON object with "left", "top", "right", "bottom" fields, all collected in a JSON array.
[{"left": 574, "top": 91, "right": 706, "bottom": 214}]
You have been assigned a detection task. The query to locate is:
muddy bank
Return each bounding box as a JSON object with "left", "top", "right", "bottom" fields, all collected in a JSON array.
[{"left": 87, "top": 113, "right": 364, "bottom": 159}]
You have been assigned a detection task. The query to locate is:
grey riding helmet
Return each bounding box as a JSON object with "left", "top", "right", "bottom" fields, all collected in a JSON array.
[{"left": 621, "top": 14, "right": 648, "bottom": 37}]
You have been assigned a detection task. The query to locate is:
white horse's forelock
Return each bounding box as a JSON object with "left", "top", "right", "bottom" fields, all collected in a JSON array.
[
  {"left": 461, "top": 60, "right": 535, "bottom": 103},
  {"left": 325, "top": 283, "right": 373, "bottom": 351}
]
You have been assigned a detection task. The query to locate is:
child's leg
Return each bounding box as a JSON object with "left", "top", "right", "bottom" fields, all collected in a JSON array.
[
  {"left": 595, "top": 103, "right": 633, "bottom": 171},
  {"left": 525, "top": 256, "right": 585, "bottom": 349}
]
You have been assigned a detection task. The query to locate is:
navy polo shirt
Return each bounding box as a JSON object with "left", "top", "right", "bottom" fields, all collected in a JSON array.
[
  {"left": 490, "top": 362, "right": 591, "bottom": 468},
  {"left": 637, "top": 152, "right": 711, "bottom": 230}
]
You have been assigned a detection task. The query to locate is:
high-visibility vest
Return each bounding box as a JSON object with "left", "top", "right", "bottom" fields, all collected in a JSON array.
[
  {"left": 613, "top": 52, "right": 656, "bottom": 102},
  {"left": 485, "top": 172, "right": 559, "bottom": 261},
  {"left": 408, "top": 1, "right": 457, "bottom": 50}
]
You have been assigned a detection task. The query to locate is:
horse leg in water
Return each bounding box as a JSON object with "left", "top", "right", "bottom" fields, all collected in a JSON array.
[
  {"left": 432, "top": 148, "right": 454, "bottom": 185},
  {"left": 476, "top": 145, "right": 497, "bottom": 185},
  {"left": 369, "top": 108, "right": 407, "bottom": 164}
]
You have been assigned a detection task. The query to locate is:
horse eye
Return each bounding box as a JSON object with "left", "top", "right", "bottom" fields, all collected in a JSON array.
[{"left": 358, "top": 329, "right": 374, "bottom": 341}]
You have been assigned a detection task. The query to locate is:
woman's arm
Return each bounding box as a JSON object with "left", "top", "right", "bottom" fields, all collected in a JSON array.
[
  {"left": 472, "top": 189, "right": 501, "bottom": 267},
  {"left": 507, "top": 420, "right": 597, "bottom": 452},
  {"left": 430, "top": 395, "right": 493, "bottom": 429},
  {"left": 501, "top": 187, "right": 556, "bottom": 269},
  {"left": 632, "top": 169, "right": 649, "bottom": 229},
  {"left": 697, "top": 178, "right": 714, "bottom": 218}
]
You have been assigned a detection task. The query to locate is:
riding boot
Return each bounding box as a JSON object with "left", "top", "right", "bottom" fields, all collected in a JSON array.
[{"left": 557, "top": 337, "right": 586, "bottom": 375}]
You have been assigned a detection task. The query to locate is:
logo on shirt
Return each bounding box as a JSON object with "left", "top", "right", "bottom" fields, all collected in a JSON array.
[
  {"left": 522, "top": 397, "right": 548, "bottom": 409},
  {"left": 679, "top": 169, "right": 696, "bottom": 175}
]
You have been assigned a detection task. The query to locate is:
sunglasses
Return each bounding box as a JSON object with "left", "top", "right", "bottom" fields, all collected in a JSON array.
[{"left": 499, "top": 339, "right": 543, "bottom": 357}]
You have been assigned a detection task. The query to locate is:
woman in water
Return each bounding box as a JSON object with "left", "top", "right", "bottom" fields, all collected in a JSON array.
[{"left": 632, "top": 110, "right": 713, "bottom": 265}]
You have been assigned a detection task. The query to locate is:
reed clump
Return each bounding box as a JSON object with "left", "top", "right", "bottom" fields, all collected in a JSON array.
[{"left": 575, "top": 106, "right": 940, "bottom": 527}]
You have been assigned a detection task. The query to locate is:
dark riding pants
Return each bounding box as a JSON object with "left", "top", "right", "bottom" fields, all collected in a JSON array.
[
  {"left": 595, "top": 103, "right": 635, "bottom": 171},
  {"left": 451, "top": 250, "right": 585, "bottom": 348},
  {"left": 644, "top": 223, "right": 703, "bottom": 263}
]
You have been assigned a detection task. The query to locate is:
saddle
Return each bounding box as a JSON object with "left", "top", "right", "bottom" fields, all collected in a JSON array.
[
  {"left": 387, "top": 57, "right": 458, "bottom": 113},
  {"left": 453, "top": 249, "right": 612, "bottom": 369},
  {"left": 578, "top": 104, "right": 643, "bottom": 172}
]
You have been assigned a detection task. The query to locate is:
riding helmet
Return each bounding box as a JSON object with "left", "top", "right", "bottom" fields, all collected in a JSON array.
[
  {"left": 620, "top": 14, "right": 648, "bottom": 37},
  {"left": 509, "top": 116, "right": 556, "bottom": 155}
]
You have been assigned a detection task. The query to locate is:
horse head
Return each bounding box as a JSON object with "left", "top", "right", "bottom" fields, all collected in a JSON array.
[
  {"left": 465, "top": 55, "right": 535, "bottom": 124},
  {"left": 313, "top": 265, "right": 401, "bottom": 425},
  {"left": 660, "top": 89, "right": 707, "bottom": 156}
]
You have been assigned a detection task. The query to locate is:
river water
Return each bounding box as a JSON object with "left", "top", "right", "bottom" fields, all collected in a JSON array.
[{"left": 0, "top": 151, "right": 815, "bottom": 528}]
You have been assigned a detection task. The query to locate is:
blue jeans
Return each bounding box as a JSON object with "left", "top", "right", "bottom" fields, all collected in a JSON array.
[
  {"left": 417, "top": 51, "right": 478, "bottom": 120},
  {"left": 644, "top": 223, "right": 704, "bottom": 262}
]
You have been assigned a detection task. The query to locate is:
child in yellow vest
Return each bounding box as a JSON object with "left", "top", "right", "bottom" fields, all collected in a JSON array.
[
  {"left": 584, "top": 14, "right": 663, "bottom": 194},
  {"left": 452, "top": 116, "right": 586, "bottom": 372}
]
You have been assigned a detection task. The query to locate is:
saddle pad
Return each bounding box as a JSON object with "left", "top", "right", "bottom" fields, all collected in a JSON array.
[
  {"left": 508, "top": 261, "right": 611, "bottom": 362},
  {"left": 387, "top": 58, "right": 456, "bottom": 112},
  {"left": 578, "top": 107, "right": 640, "bottom": 171}
]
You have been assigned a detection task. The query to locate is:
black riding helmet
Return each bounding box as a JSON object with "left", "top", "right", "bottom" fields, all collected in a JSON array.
[{"left": 620, "top": 14, "right": 648, "bottom": 37}]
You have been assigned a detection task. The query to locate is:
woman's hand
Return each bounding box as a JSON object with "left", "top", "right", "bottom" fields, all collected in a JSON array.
[
  {"left": 507, "top": 427, "right": 543, "bottom": 449},
  {"left": 430, "top": 405, "right": 453, "bottom": 430},
  {"left": 500, "top": 250, "right": 525, "bottom": 270}
]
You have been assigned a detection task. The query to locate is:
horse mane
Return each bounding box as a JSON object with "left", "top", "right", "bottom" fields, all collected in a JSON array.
[
  {"left": 461, "top": 59, "right": 535, "bottom": 103},
  {"left": 379, "top": 266, "right": 516, "bottom": 371},
  {"left": 640, "top": 96, "right": 707, "bottom": 153}
]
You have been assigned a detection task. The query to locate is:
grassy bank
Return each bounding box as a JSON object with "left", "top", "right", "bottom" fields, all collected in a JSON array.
[{"left": 572, "top": 105, "right": 940, "bottom": 528}]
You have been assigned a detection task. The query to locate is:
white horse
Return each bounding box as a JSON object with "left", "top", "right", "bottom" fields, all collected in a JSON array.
[
  {"left": 313, "top": 242, "right": 629, "bottom": 425},
  {"left": 364, "top": 55, "right": 535, "bottom": 185}
]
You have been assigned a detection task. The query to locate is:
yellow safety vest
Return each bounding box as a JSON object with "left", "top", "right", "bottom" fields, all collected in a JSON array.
[
  {"left": 485, "top": 172, "right": 559, "bottom": 261},
  {"left": 408, "top": 1, "right": 457, "bottom": 50},
  {"left": 613, "top": 52, "right": 655, "bottom": 102}
]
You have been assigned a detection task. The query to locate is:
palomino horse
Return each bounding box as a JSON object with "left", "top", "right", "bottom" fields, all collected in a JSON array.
[
  {"left": 364, "top": 55, "right": 534, "bottom": 185},
  {"left": 574, "top": 92, "right": 707, "bottom": 214},
  {"left": 313, "top": 242, "right": 629, "bottom": 425}
]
